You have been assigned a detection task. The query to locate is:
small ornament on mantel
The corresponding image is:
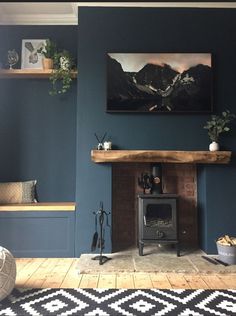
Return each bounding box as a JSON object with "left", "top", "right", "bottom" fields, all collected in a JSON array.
[
  {"left": 204, "top": 110, "right": 236, "bottom": 151},
  {"left": 103, "top": 141, "right": 112, "bottom": 151}
]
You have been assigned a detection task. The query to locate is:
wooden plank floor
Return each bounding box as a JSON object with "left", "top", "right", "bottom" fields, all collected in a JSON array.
[{"left": 16, "top": 258, "right": 236, "bottom": 289}]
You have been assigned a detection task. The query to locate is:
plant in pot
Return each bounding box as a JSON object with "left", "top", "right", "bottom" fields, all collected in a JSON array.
[
  {"left": 49, "top": 50, "right": 75, "bottom": 96},
  {"left": 204, "top": 110, "right": 235, "bottom": 151},
  {"left": 37, "top": 39, "right": 57, "bottom": 70}
]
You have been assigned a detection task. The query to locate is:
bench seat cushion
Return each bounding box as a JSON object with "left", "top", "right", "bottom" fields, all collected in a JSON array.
[{"left": 0, "top": 180, "right": 37, "bottom": 204}]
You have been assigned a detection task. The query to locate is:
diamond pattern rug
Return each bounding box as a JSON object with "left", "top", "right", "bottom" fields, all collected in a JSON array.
[{"left": 0, "top": 288, "right": 235, "bottom": 315}]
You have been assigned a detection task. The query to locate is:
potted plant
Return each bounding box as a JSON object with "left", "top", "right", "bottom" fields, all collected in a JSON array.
[
  {"left": 204, "top": 110, "right": 235, "bottom": 151},
  {"left": 37, "top": 39, "right": 57, "bottom": 69},
  {"left": 49, "top": 50, "right": 75, "bottom": 96}
]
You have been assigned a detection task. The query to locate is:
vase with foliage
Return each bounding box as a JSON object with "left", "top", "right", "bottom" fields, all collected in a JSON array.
[
  {"left": 38, "top": 39, "right": 57, "bottom": 69},
  {"left": 49, "top": 50, "right": 74, "bottom": 96},
  {"left": 204, "top": 110, "right": 235, "bottom": 151}
]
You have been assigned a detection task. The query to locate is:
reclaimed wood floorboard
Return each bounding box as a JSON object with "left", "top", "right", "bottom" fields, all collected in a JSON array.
[{"left": 15, "top": 259, "right": 236, "bottom": 289}]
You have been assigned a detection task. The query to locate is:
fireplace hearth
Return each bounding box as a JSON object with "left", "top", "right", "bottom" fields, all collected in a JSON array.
[{"left": 138, "top": 194, "right": 180, "bottom": 256}]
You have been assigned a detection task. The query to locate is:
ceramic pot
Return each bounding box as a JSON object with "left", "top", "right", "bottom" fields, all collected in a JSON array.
[
  {"left": 103, "top": 141, "right": 112, "bottom": 151},
  {"left": 42, "top": 58, "right": 53, "bottom": 70},
  {"left": 209, "top": 141, "right": 219, "bottom": 151}
]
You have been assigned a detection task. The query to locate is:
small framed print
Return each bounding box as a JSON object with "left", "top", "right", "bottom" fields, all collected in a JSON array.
[{"left": 21, "top": 39, "right": 46, "bottom": 69}]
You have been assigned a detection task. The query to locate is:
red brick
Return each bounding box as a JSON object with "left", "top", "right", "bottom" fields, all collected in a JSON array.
[{"left": 112, "top": 163, "right": 198, "bottom": 250}]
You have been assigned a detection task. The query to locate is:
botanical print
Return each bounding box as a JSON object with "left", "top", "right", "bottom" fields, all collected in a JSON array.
[{"left": 21, "top": 39, "right": 46, "bottom": 69}]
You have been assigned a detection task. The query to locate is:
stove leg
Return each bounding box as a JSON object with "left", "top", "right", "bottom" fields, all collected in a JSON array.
[
  {"left": 139, "top": 242, "right": 144, "bottom": 256},
  {"left": 176, "top": 243, "right": 180, "bottom": 257}
]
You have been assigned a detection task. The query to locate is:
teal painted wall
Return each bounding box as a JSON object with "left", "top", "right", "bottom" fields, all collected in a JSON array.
[
  {"left": 1, "top": 9, "right": 236, "bottom": 257},
  {"left": 0, "top": 211, "right": 75, "bottom": 257},
  {"left": 0, "top": 26, "right": 77, "bottom": 257},
  {"left": 0, "top": 26, "right": 77, "bottom": 202},
  {"left": 76, "top": 7, "right": 236, "bottom": 255}
]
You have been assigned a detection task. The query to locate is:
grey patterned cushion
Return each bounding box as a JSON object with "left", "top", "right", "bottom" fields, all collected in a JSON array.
[{"left": 0, "top": 180, "right": 37, "bottom": 204}]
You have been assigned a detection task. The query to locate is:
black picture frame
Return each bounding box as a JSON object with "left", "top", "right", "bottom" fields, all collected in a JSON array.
[{"left": 107, "top": 53, "right": 213, "bottom": 113}]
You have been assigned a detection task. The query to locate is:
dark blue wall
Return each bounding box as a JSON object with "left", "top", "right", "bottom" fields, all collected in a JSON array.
[
  {"left": 0, "top": 26, "right": 77, "bottom": 201},
  {"left": 0, "top": 26, "right": 77, "bottom": 257},
  {"left": 1, "top": 9, "right": 236, "bottom": 257},
  {"left": 76, "top": 7, "right": 236, "bottom": 255}
]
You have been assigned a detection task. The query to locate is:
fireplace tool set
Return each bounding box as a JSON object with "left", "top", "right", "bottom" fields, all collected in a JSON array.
[{"left": 91, "top": 202, "right": 111, "bottom": 265}]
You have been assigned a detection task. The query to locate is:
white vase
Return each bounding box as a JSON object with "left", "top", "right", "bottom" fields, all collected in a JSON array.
[{"left": 209, "top": 141, "right": 219, "bottom": 151}]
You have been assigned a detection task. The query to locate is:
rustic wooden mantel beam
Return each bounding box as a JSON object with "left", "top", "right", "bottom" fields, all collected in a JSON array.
[{"left": 91, "top": 150, "right": 232, "bottom": 164}]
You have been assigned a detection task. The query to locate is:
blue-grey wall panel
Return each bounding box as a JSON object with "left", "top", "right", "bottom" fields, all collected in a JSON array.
[
  {"left": 0, "top": 211, "right": 75, "bottom": 257},
  {"left": 76, "top": 7, "right": 236, "bottom": 255},
  {"left": 0, "top": 26, "right": 77, "bottom": 202},
  {"left": 204, "top": 165, "right": 236, "bottom": 253}
]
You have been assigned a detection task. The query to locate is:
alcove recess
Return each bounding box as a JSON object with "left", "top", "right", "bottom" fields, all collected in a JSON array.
[{"left": 91, "top": 150, "right": 231, "bottom": 251}]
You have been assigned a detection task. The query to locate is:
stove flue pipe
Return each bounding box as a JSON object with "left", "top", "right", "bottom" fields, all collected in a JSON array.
[{"left": 151, "top": 163, "right": 163, "bottom": 194}]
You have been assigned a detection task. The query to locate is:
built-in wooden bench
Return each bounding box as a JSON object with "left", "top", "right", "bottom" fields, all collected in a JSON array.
[
  {"left": 0, "top": 202, "right": 76, "bottom": 257},
  {"left": 0, "top": 202, "right": 76, "bottom": 211}
]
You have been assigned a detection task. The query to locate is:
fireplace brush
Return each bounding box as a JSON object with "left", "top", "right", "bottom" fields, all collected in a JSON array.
[{"left": 91, "top": 202, "right": 111, "bottom": 265}]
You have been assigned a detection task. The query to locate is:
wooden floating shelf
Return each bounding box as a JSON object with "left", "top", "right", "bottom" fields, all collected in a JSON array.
[
  {"left": 0, "top": 69, "right": 77, "bottom": 79},
  {"left": 0, "top": 202, "right": 76, "bottom": 211},
  {"left": 91, "top": 150, "right": 232, "bottom": 164}
]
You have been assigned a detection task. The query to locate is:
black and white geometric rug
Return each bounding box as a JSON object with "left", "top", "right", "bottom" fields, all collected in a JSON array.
[{"left": 0, "top": 288, "right": 235, "bottom": 315}]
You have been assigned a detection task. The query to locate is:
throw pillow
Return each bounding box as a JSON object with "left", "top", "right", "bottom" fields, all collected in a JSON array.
[{"left": 0, "top": 180, "right": 37, "bottom": 204}]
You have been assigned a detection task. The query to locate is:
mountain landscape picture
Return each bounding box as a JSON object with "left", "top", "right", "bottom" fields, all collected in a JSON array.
[{"left": 107, "top": 53, "right": 212, "bottom": 113}]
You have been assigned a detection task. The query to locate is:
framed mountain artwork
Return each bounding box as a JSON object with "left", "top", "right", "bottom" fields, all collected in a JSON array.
[{"left": 107, "top": 53, "right": 213, "bottom": 113}]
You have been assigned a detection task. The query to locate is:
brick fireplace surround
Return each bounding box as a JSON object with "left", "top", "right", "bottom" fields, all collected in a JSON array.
[
  {"left": 112, "top": 163, "right": 197, "bottom": 251},
  {"left": 91, "top": 150, "right": 231, "bottom": 252}
]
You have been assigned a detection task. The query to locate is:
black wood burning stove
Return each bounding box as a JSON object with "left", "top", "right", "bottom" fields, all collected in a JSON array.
[{"left": 138, "top": 194, "right": 180, "bottom": 256}]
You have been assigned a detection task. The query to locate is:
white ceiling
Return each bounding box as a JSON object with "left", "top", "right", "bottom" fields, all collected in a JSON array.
[
  {"left": 0, "top": 3, "right": 78, "bottom": 25},
  {"left": 0, "top": 2, "right": 235, "bottom": 25}
]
